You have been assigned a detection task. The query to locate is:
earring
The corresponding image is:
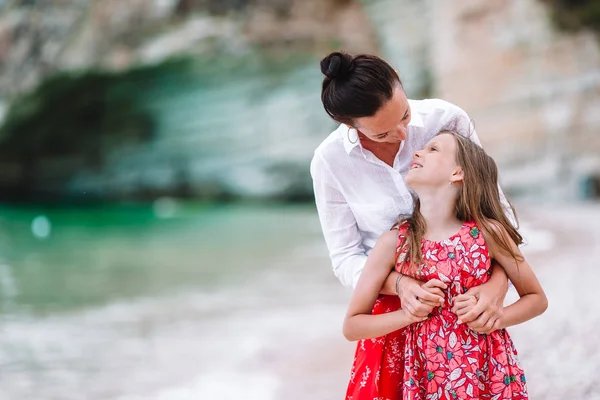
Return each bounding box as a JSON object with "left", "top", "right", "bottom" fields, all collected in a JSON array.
[
  {"left": 347, "top": 127, "right": 358, "bottom": 144},
  {"left": 448, "top": 181, "right": 453, "bottom": 185}
]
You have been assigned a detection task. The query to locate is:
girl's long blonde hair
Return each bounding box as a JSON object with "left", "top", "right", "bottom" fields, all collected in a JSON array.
[{"left": 398, "top": 130, "right": 523, "bottom": 272}]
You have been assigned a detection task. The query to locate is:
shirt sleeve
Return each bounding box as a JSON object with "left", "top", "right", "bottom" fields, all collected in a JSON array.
[{"left": 310, "top": 152, "right": 368, "bottom": 289}]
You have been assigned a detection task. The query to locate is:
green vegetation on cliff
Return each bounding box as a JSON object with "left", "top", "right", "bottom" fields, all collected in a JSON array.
[{"left": 541, "top": 0, "right": 600, "bottom": 34}]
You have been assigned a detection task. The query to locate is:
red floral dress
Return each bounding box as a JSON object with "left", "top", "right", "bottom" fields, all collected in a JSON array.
[{"left": 345, "top": 221, "right": 528, "bottom": 400}]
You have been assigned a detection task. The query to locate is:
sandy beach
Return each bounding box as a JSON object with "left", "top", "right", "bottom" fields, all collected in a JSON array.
[
  {"left": 273, "top": 203, "right": 600, "bottom": 400},
  {"left": 1, "top": 203, "right": 599, "bottom": 399}
]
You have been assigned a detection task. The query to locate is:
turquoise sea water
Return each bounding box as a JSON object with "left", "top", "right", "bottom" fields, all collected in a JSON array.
[{"left": 0, "top": 202, "right": 350, "bottom": 399}]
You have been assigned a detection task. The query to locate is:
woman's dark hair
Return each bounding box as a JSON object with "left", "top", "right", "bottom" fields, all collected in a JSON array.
[{"left": 320, "top": 51, "right": 402, "bottom": 125}]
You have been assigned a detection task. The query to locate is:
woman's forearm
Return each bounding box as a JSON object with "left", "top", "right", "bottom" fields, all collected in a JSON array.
[
  {"left": 343, "top": 310, "right": 415, "bottom": 341},
  {"left": 380, "top": 270, "right": 400, "bottom": 296}
]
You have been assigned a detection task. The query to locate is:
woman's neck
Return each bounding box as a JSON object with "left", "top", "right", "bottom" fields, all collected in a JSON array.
[
  {"left": 359, "top": 136, "right": 400, "bottom": 168},
  {"left": 416, "top": 190, "right": 462, "bottom": 241}
]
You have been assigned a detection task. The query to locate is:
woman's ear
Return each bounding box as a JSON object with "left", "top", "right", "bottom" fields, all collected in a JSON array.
[{"left": 450, "top": 167, "right": 464, "bottom": 184}]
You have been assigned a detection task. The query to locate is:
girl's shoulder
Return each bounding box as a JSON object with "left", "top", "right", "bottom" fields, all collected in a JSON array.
[
  {"left": 477, "top": 218, "right": 519, "bottom": 258},
  {"left": 474, "top": 218, "right": 509, "bottom": 241},
  {"left": 457, "top": 220, "right": 487, "bottom": 248},
  {"left": 377, "top": 229, "right": 404, "bottom": 254},
  {"left": 462, "top": 220, "right": 478, "bottom": 229},
  {"left": 465, "top": 218, "right": 522, "bottom": 259},
  {"left": 390, "top": 219, "right": 410, "bottom": 236}
]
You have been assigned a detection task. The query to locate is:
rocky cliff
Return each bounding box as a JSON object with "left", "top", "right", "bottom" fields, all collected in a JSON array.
[
  {"left": 0, "top": 0, "right": 375, "bottom": 101},
  {"left": 0, "top": 0, "right": 377, "bottom": 202},
  {"left": 0, "top": 0, "right": 599, "bottom": 202},
  {"left": 432, "top": 0, "right": 600, "bottom": 200}
]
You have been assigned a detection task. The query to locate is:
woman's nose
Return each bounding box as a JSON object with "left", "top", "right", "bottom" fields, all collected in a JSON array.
[{"left": 397, "top": 126, "right": 407, "bottom": 141}]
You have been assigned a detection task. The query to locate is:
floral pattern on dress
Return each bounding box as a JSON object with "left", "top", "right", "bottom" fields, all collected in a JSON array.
[
  {"left": 346, "top": 294, "right": 406, "bottom": 400},
  {"left": 345, "top": 221, "right": 528, "bottom": 400}
]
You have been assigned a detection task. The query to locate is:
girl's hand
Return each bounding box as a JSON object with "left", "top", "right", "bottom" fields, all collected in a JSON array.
[
  {"left": 452, "top": 294, "right": 477, "bottom": 317},
  {"left": 452, "top": 261, "right": 507, "bottom": 333},
  {"left": 398, "top": 275, "right": 446, "bottom": 317},
  {"left": 454, "top": 295, "right": 505, "bottom": 333},
  {"left": 421, "top": 279, "right": 447, "bottom": 306},
  {"left": 452, "top": 289, "right": 504, "bottom": 333}
]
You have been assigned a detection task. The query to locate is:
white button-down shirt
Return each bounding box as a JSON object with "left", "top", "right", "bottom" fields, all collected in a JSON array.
[{"left": 310, "top": 98, "right": 513, "bottom": 289}]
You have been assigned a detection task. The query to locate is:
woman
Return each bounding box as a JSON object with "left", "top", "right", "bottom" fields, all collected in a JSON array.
[{"left": 310, "top": 51, "right": 512, "bottom": 332}]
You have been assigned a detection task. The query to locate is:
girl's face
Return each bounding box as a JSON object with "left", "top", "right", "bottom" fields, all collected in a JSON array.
[
  {"left": 405, "top": 133, "right": 463, "bottom": 190},
  {"left": 352, "top": 86, "right": 411, "bottom": 144}
]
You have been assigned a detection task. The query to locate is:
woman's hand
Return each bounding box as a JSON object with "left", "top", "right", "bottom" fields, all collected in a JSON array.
[
  {"left": 398, "top": 308, "right": 429, "bottom": 325},
  {"left": 452, "top": 289, "right": 504, "bottom": 333},
  {"left": 398, "top": 275, "right": 446, "bottom": 317},
  {"left": 452, "top": 263, "right": 508, "bottom": 333}
]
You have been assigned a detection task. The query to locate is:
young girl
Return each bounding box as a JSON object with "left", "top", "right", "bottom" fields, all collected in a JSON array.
[{"left": 343, "top": 130, "right": 548, "bottom": 399}]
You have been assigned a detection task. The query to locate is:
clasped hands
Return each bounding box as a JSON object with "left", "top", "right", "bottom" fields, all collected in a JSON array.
[{"left": 397, "top": 274, "right": 504, "bottom": 334}]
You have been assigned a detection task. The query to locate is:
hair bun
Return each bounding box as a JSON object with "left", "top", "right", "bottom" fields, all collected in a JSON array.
[{"left": 320, "top": 51, "right": 354, "bottom": 79}]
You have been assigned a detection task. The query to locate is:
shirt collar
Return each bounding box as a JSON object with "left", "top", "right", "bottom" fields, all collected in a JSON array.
[
  {"left": 408, "top": 103, "right": 425, "bottom": 128},
  {"left": 341, "top": 124, "right": 360, "bottom": 154},
  {"left": 340, "top": 101, "right": 425, "bottom": 155}
]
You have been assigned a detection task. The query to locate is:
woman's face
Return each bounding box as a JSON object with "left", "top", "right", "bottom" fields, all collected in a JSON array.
[
  {"left": 405, "top": 133, "right": 462, "bottom": 190},
  {"left": 352, "top": 86, "right": 411, "bottom": 144}
]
